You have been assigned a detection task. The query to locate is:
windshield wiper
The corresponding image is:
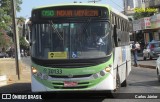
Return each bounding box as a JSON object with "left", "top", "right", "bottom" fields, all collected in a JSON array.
[{"left": 49, "top": 20, "right": 63, "bottom": 41}]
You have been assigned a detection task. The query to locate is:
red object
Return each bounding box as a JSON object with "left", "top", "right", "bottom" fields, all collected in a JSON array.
[
  {"left": 150, "top": 44, "right": 154, "bottom": 51},
  {"left": 64, "top": 81, "right": 78, "bottom": 87}
]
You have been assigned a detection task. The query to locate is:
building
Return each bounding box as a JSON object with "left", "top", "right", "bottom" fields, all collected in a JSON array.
[
  {"left": 127, "top": 0, "right": 160, "bottom": 51},
  {"left": 124, "top": 0, "right": 144, "bottom": 16},
  {"left": 143, "top": 0, "right": 160, "bottom": 42},
  {"left": 145, "top": 0, "right": 160, "bottom": 10}
]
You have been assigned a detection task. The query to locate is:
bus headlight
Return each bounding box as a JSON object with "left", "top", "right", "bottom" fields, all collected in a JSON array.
[
  {"left": 93, "top": 73, "right": 99, "bottom": 79},
  {"left": 92, "top": 64, "right": 112, "bottom": 79},
  {"left": 32, "top": 67, "right": 37, "bottom": 74},
  {"left": 37, "top": 72, "right": 42, "bottom": 78},
  {"left": 100, "top": 70, "right": 105, "bottom": 76},
  {"left": 43, "top": 75, "right": 48, "bottom": 80}
]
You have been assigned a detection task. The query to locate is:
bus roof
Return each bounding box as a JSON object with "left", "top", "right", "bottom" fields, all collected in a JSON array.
[{"left": 32, "top": 3, "right": 128, "bottom": 20}]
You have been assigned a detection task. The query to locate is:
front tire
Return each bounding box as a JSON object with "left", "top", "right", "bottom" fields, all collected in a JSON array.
[
  {"left": 122, "top": 61, "right": 128, "bottom": 87},
  {"left": 121, "top": 80, "right": 127, "bottom": 87}
]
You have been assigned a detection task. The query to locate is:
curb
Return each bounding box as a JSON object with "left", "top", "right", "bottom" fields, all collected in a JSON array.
[
  {"left": 132, "top": 64, "right": 156, "bottom": 69},
  {"left": 131, "top": 62, "right": 156, "bottom": 69},
  {"left": 138, "top": 64, "right": 156, "bottom": 69}
]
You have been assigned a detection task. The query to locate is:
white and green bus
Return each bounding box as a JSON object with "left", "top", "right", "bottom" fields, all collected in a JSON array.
[{"left": 30, "top": 3, "right": 131, "bottom": 95}]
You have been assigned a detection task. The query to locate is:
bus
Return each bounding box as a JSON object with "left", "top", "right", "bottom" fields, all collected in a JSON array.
[{"left": 30, "top": 3, "right": 131, "bottom": 96}]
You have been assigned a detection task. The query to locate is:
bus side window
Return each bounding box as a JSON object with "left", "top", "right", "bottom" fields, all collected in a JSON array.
[
  {"left": 115, "top": 17, "right": 117, "bottom": 26},
  {"left": 113, "top": 14, "right": 115, "bottom": 25},
  {"left": 122, "top": 20, "right": 124, "bottom": 31},
  {"left": 117, "top": 18, "right": 119, "bottom": 29}
]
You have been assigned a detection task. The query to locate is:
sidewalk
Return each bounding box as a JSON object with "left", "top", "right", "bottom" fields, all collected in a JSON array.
[{"left": 0, "top": 58, "right": 31, "bottom": 93}]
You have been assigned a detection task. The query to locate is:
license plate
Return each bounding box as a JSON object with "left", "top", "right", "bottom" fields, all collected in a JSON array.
[{"left": 64, "top": 81, "right": 78, "bottom": 87}]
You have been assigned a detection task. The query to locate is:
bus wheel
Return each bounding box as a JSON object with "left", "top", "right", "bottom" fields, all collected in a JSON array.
[
  {"left": 109, "top": 72, "right": 120, "bottom": 98},
  {"left": 121, "top": 80, "right": 127, "bottom": 87}
]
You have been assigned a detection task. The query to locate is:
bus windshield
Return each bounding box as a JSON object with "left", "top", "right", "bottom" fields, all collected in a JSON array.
[{"left": 31, "top": 21, "right": 112, "bottom": 59}]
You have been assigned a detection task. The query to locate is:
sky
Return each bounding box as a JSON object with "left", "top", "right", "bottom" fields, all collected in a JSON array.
[{"left": 17, "top": 0, "right": 124, "bottom": 18}]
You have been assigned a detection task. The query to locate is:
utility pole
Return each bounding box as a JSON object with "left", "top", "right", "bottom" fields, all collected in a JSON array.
[
  {"left": 88, "top": 0, "right": 101, "bottom": 3},
  {"left": 124, "top": 0, "right": 126, "bottom": 15},
  {"left": 11, "top": 0, "right": 21, "bottom": 80}
]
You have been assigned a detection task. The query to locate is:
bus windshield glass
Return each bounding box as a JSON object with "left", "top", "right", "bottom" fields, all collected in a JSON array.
[{"left": 31, "top": 21, "right": 112, "bottom": 59}]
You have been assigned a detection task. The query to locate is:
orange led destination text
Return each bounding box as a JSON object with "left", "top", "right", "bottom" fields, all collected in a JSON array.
[{"left": 56, "top": 10, "right": 98, "bottom": 17}]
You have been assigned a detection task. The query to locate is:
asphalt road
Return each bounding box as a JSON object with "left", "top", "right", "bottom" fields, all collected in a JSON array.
[{"left": 19, "top": 57, "right": 160, "bottom": 102}]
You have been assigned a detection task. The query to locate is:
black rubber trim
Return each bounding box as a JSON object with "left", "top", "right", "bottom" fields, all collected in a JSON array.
[{"left": 31, "top": 55, "right": 112, "bottom": 68}]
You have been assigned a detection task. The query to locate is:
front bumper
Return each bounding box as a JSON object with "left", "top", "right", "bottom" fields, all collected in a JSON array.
[{"left": 31, "top": 74, "right": 114, "bottom": 92}]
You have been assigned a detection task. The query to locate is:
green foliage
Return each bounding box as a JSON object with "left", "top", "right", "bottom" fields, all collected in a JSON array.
[
  {"left": 0, "top": 33, "right": 11, "bottom": 50},
  {"left": 19, "top": 36, "right": 29, "bottom": 49},
  {"left": 0, "top": 0, "right": 22, "bottom": 31},
  {"left": 0, "top": 0, "right": 22, "bottom": 50},
  {"left": 133, "top": 12, "right": 154, "bottom": 20},
  {"left": 0, "top": 34, "right": 6, "bottom": 48},
  {"left": 15, "top": 0, "right": 23, "bottom": 12},
  {"left": 17, "top": 17, "right": 25, "bottom": 22}
]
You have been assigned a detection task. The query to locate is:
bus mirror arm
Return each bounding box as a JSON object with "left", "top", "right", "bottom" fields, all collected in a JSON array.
[
  {"left": 113, "top": 25, "right": 118, "bottom": 47},
  {"left": 30, "top": 42, "right": 32, "bottom": 46},
  {"left": 118, "top": 38, "right": 121, "bottom": 42}
]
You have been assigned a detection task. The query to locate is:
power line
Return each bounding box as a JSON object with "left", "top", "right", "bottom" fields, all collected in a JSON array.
[
  {"left": 88, "top": 0, "right": 101, "bottom": 3},
  {"left": 87, "top": 0, "right": 124, "bottom": 11},
  {"left": 110, "top": 0, "right": 124, "bottom": 10}
]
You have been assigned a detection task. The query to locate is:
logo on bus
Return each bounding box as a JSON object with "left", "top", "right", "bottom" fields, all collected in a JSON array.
[{"left": 68, "top": 74, "right": 73, "bottom": 78}]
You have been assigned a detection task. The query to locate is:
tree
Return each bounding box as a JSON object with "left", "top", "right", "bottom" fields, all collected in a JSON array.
[
  {"left": 0, "top": 0, "right": 22, "bottom": 50},
  {"left": 133, "top": 11, "right": 154, "bottom": 20},
  {"left": 19, "top": 36, "right": 29, "bottom": 50},
  {"left": 17, "top": 17, "right": 29, "bottom": 50},
  {"left": 0, "top": 31, "right": 12, "bottom": 52},
  {"left": 0, "top": 0, "right": 22, "bottom": 31},
  {"left": 17, "top": 17, "right": 25, "bottom": 25}
]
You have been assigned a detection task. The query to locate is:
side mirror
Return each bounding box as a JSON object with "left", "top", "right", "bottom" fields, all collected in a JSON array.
[
  {"left": 30, "top": 42, "right": 32, "bottom": 46},
  {"left": 118, "top": 38, "right": 121, "bottom": 42},
  {"left": 113, "top": 25, "right": 118, "bottom": 47}
]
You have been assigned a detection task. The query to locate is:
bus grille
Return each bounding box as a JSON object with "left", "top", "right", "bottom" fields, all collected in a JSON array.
[{"left": 49, "top": 74, "right": 92, "bottom": 78}]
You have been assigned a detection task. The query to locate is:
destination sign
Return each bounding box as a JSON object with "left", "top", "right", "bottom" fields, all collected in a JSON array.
[{"left": 41, "top": 9, "right": 99, "bottom": 18}]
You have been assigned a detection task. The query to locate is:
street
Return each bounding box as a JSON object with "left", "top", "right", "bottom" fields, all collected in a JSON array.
[{"left": 0, "top": 57, "right": 160, "bottom": 102}]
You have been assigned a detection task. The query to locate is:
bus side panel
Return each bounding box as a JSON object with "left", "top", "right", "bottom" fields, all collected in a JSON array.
[
  {"left": 126, "top": 46, "right": 131, "bottom": 76},
  {"left": 113, "top": 45, "right": 131, "bottom": 84}
]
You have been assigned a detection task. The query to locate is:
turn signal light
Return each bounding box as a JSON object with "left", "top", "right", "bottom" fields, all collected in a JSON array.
[
  {"left": 32, "top": 67, "right": 37, "bottom": 74},
  {"left": 105, "top": 67, "right": 111, "bottom": 72}
]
